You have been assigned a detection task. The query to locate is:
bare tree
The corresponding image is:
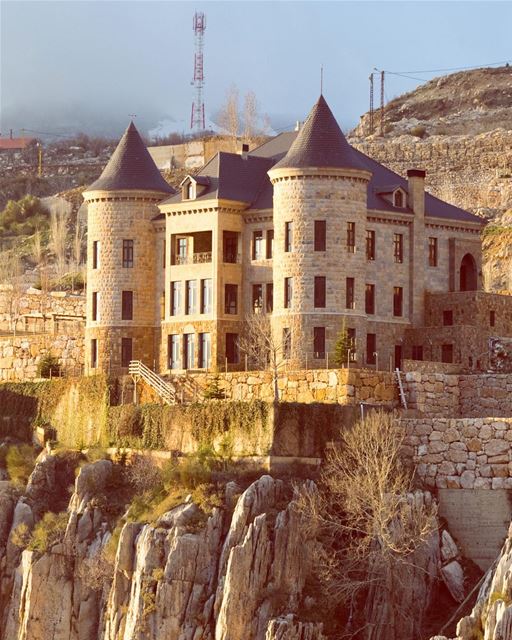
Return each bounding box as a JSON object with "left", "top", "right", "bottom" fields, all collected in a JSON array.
[
  {"left": 218, "top": 85, "right": 240, "bottom": 150},
  {"left": 296, "top": 411, "right": 438, "bottom": 639},
  {"left": 0, "top": 250, "right": 24, "bottom": 335},
  {"left": 238, "top": 312, "right": 301, "bottom": 402},
  {"left": 71, "top": 218, "right": 86, "bottom": 292},
  {"left": 48, "top": 199, "right": 71, "bottom": 281},
  {"left": 31, "top": 231, "right": 50, "bottom": 333},
  {"left": 242, "top": 90, "right": 259, "bottom": 141}
]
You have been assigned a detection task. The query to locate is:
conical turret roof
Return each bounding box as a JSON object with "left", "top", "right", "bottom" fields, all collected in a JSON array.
[
  {"left": 273, "top": 95, "right": 365, "bottom": 171},
  {"left": 86, "top": 122, "right": 174, "bottom": 194}
]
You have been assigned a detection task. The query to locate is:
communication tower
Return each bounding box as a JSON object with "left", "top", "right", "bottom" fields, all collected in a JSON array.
[{"left": 191, "top": 11, "right": 206, "bottom": 131}]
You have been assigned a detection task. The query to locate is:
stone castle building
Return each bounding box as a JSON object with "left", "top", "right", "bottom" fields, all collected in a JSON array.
[{"left": 84, "top": 95, "right": 506, "bottom": 376}]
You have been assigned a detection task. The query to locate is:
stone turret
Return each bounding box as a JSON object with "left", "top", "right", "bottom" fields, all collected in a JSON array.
[
  {"left": 268, "top": 96, "right": 372, "bottom": 366},
  {"left": 83, "top": 122, "right": 174, "bottom": 374}
]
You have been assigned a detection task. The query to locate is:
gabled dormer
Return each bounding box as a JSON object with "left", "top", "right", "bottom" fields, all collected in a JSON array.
[
  {"left": 374, "top": 184, "right": 409, "bottom": 209},
  {"left": 180, "top": 175, "right": 210, "bottom": 201}
]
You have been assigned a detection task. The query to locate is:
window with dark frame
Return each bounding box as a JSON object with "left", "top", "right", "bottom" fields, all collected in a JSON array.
[
  {"left": 314, "top": 220, "right": 326, "bottom": 251},
  {"left": 266, "top": 283, "right": 274, "bottom": 312},
  {"left": 313, "top": 327, "right": 326, "bottom": 359},
  {"left": 412, "top": 345, "right": 424, "bottom": 361},
  {"left": 366, "top": 333, "right": 376, "bottom": 365},
  {"left": 365, "top": 283, "right": 375, "bottom": 314},
  {"left": 443, "top": 310, "right": 453, "bottom": 326},
  {"left": 252, "top": 284, "right": 263, "bottom": 312},
  {"left": 284, "top": 277, "right": 293, "bottom": 309},
  {"left": 393, "top": 286, "right": 403, "bottom": 317},
  {"left": 252, "top": 230, "right": 263, "bottom": 260},
  {"left": 393, "top": 233, "right": 403, "bottom": 263},
  {"left": 346, "top": 277, "right": 355, "bottom": 309},
  {"left": 122, "top": 239, "right": 134, "bottom": 268},
  {"left": 226, "top": 333, "right": 239, "bottom": 364},
  {"left": 92, "top": 291, "right": 98, "bottom": 321},
  {"left": 90, "top": 339, "right": 97, "bottom": 369},
  {"left": 266, "top": 229, "right": 274, "bottom": 259},
  {"left": 225, "top": 284, "right": 238, "bottom": 315},
  {"left": 121, "top": 337, "right": 133, "bottom": 368},
  {"left": 441, "top": 344, "right": 454, "bottom": 364},
  {"left": 490, "top": 310, "right": 496, "bottom": 327},
  {"left": 121, "top": 291, "right": 133, "bottom": 320},
  {"left": 314, "top": 276, "right": 326, "bottom": 308},
  {"left": 366, "top": 229, "right": 375, "bottom": 261},
  {"left": 223, "top": 231, "right": 239, "bottom": 263},
  {"left": 346, "top": 222, "right": 355, "bottom": 253},
  {"left": 393, "top": 190, "right": 404, "bottom": 208},
  {"left": 285, "top": 222, "right": 293, "bottom": 252},
  {"left": 177, "top": 237, "right": 188, "bottom": 261},
  {"left": 92, "top": 241, "right": 99, "bottom": 269},
  {"left": 428, "top": 237, "right": 438, "bottom": 267}
]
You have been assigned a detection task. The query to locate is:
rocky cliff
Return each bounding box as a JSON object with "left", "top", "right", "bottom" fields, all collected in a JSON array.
[{"left": 0, "top": 451, "right": 471, "bottom": 640}]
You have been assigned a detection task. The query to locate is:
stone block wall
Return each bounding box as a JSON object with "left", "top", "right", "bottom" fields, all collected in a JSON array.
[
  {"left": 191, "top": 367, "right": 398, "bottom": 405},
  {"left": 0, "top": 334, "right": 85, "bottom": 381},
  {"left": 403, "top": 417, "right": 512, "bottom": 490},
  {"left": 459, "top": 374, "right": 512, "bottom": 416},
  {"left": 403, "top": 370, "right": 460, "bottom": 416}
]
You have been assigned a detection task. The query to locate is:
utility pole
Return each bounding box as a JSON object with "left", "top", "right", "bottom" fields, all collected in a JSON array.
[
  {"left": 369, "top": 73, "right": 374, "bottom": 135},
  {"left": 380, "top": 70, "right": 385, "bottom": 136}
]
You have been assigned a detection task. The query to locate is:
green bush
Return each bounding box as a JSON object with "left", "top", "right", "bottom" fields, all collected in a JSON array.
[
  {"left": 37, "top": 354, "right": 61, "bottom": 379},
  {"left": 28, "top": 511, "right": 68, "bottom": 553},
  {"left": 6, "top": 444, "right": 37, "bottom": 485},
  {"left": 0, "top": 195, "right": 49, "bottom": 236}
]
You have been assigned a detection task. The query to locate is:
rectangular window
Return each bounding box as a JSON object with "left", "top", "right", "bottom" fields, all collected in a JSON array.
[
  {"left": 266, "top": 229, "right": 274, "bottom": 259},
  {"left": 226, "top": 333, "right": 239, "bottom": 364},
  {"left": 177, "top": 237, "right": 188, "bottom": 262},
  {"left": 443, "top": 310, "right": 453, "bottom": 326},
  {"left": 285, "top": 221, "right": 293, "bottom": 252},
  {"left": 393, "top": 286, "right": 403, "bottom": 317},
  {"left": 347, "top": 328, "right": 356, "bottom": 362},
  {"left": 170, "top": 281, "right": 181, "bottom": 316},
  {"left": 200, "top": 278, "right": 212, "bottom": 314},
  {"left": 223, "top": 231, "right": 239, "bottom": 263},
  {"left": 490, "top": 310, "right": 496, "bottom": 327},
  {"left": 441, "top": 344, "right": 454, "bottom": 364},
  {"left": 428, "top": 237, "right": 438, "bottom": 267},
  {"left": 266, "top": 282, "right": 274, "bottom": 312},
  {"left": 252, "top": 284, "right": 263, "bottom": 312},
  {"left": 314, "top": 276, "right": 326, "bottom": 308},
  {"left": 366, "top": 230, "right": 375, "bottom": 261},
  {"left": 412, "top": 345, "right": 424, "bottom": 361},
  {"left": 90, "top": 339, "right": 98, "bottom": 369},
  {"left": 198, "top": 333, "right": 211, "bottom": 369},
  {"left": 314, "top": 220, "right": 326, "bottom": 251},
  {"left": 313, "top": 327, "right": 326, "bottom": 359},
  {"left": 185, "top": 280, "right": 197, "bottom": 315},
  {"left": 121, "top": 291, "right": 133, "bottom": 320},
  {"left": 347, "top": 222, "right": 355, "bottom": 253},
  {"left": 225, "top": 284, "right": 238, "bottom": 315},
  {"left": 395, "top": 345, "right": 403, "bottom": 370},
  {"left": 365, "top": 283, "right": 375, "bottom": 315},
  {"left": 284, "top": 277, "right": 293, "bottom": 309},
  {"left": 252, "top": 230, "right": 263, "bottom": 260},
  {"left": 366, "top": 333, "right": 376, "bottom": 365},
  {"left": 121, "top": 337, "right": 132, "bottom": 368},
  {"left": 346, "top": 277, "right": 355, "bottom": 309},
  {"left": 283, "top": 328, "right": 291, "bottom": 359},
  {"left": 92, "top": 291, "right": 98, "bottom": 321},
  {"left": 92, "top": 240, "right": 99, "bottom": 269},
  {"left": 122, "top": 239, "right": 134, "bottom": 268},
  {"left": 183, "top": 333, "right": 195, "bottom": 369},
  {"left": 393, "top": 233, "right": 403, "bottom": 263},
  {"left": 168, "top": 334, "right": 180, "bottom": 370},
  {"left": 162, "top": 239, "right": 166, "bottom": 268}
]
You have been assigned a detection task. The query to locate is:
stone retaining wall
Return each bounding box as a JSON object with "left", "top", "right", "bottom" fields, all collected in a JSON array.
[
  {"left": 193, "top": 368, "right": 398, "bottom": 405},
  {"left": 0, "top": 334, "right": 84, "bottom": 381},
  {"left": 403, "top": 417, "right": 512, "bottom": 490}
]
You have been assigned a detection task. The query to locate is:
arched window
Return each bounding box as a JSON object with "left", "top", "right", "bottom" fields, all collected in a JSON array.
[
  {"left": 393, "top": 189, "right": 404, "bottom": 208},
  {"left": 459, "top": 253, "right": 478, "bottom": 291}
]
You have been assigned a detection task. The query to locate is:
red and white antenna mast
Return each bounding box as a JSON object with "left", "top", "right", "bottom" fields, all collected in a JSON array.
[{"left": 191, "top": 11, "right": 206, "bottom": 132}]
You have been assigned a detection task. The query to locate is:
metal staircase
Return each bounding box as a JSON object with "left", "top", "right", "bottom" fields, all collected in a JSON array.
[{"left": 128, "top": 360, "right": 177, "bottom": 405}]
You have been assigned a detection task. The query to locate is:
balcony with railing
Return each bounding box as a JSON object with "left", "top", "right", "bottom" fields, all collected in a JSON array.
[
  {"left": 175, "top": 251, "right": 212, "bottom": 265},
  {"left": 171, "top": 230, "right": 212, "bottom": 266}
]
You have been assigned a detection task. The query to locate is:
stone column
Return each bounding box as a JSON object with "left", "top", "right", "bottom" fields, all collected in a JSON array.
[{"left": 407, "top": 169, "right": 426, "bottom": 326}]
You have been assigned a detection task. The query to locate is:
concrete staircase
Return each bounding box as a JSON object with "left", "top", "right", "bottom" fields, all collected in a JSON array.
[{"left": 128, "top": 360, "right": 177, "bottom": 405}]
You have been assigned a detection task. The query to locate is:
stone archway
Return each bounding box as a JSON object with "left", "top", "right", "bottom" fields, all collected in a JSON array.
[{"left": 460, "top": 253, "right": 478, "bottom": 291}]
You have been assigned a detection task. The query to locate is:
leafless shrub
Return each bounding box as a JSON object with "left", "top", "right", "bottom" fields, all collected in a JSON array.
[{"left": 127, "top": 455, "right": 162, "bottom": 494}]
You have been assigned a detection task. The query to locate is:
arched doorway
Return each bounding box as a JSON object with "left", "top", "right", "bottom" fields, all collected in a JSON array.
[{"left": 459, "top": 253, "right": 477, "bottom": 291}]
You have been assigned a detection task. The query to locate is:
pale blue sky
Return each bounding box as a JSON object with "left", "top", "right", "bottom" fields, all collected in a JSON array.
[{"left": 1, "top": 1, "right": 511, "bottom": 138}]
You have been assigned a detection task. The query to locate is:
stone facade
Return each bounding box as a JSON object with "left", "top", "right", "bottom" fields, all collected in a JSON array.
[
  {"left": 0, "top": 334, "right": 84, "bottom": 380},
  {"left": 403, "top": 417, "right": 512, "bottom": 490}
]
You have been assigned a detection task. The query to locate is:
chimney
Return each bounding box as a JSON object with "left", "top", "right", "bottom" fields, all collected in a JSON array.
[
  {"left": 407, "top": 168, "right": 425, "bottom": 218},
  {"left": 10, "top": 129, "right": 13, "bottom": 140},
  {"left": 241, "top": 143, "right": 249, "bottom": 160}
]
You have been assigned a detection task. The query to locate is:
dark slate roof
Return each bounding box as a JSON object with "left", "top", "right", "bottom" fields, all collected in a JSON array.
[
  {"left": 272, "top": 95, "right": 366, "bottom": 171},
  {"left": 160, "top": 152, "right": 273, "bottom": 206},
  {"left": 86, "top": 122, "right": 174, "bottom": 194}
]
